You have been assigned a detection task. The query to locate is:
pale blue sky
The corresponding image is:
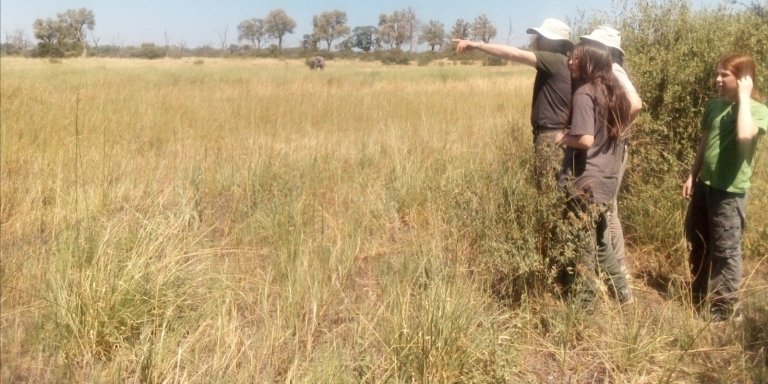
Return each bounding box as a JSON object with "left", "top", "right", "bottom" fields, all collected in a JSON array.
[{"left": 1, "top": 0, "right": 727, "bottom": 49}]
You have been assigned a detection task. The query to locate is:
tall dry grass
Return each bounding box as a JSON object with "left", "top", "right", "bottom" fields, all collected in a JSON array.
[{"left": 1, "top": 57, "right": 766, "bottom": 383}]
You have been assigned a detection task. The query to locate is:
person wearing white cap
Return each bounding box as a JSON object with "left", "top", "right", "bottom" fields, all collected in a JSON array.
[
  {"left": 579, "top": 26, "right": 642, "bottom": 282},
  {"left": 453, "top": 18, "right": 574, "bottom": 283},
  {"left": 580, "top": 26, "right": 642, "bottom": 120},
  {"left": 453, "top": 18, "right": 574, "bottom": 194}
]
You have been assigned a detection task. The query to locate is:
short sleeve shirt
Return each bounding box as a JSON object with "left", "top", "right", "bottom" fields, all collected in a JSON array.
[
  {"left": 531, "top": 51, "right": 572, "bottom": 131},
  {"left": 612, "top": 63, "right": 637, "bottom": 96},
  {"left": 699, "top": 97, "right": 768, "bottom": 193},
  {"left": 613, "top": 64, "right": 638, "bottom": 144},
  {"left": 567, "top": 83, "right": 625, "bottom": 203}
]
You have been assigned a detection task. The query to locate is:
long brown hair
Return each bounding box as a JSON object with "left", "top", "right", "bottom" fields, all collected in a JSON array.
[
  {"left": 570, "top": 42, "right": 631, "bottom": 140},
  {"left": 719, "top": 53, "right": 764, "bottom": 102}
]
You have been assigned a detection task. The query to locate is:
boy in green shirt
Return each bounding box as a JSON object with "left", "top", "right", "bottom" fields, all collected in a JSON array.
[{"left": 683, "top": 53, "right": 768, "bottom": 322}]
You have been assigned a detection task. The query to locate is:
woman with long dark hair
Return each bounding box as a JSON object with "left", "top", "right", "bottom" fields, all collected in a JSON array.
[
  {"left": 580, "top": 26, "right": 642, "bottom": 282},
  {"left": 556, "top": 41, "right": 632, "bottom": 305}
]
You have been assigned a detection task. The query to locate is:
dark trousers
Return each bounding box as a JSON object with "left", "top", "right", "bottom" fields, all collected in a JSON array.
[
  {"left": 565, "top": 197, "right": 630, "bottom": 304},
  {"left": 533, "top": 130, "right": 564, "bottom": 194},
  {"left": 684, "top": 180, "right": 745, "bottom": 318},
  {"left": 533, "top": 130, "right": 566, "bottom": 264}
]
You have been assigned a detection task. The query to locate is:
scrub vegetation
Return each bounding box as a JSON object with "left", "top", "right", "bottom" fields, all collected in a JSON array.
[{"left": 2, "top": 1, "right": 768, "bottom": 383}]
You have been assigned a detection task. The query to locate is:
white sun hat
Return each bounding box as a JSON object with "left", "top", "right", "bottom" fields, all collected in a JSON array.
[
  {"left": 580, "top": 26, "right": 625, "bottom": 55},
  {"left": 526, "top": 18, "right": 572, "bottom": 42}
]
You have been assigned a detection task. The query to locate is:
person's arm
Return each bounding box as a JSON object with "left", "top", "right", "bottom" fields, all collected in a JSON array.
[
  {"left": 556, "top": 131, "right": 594, "bottom": 149},
  {"left": 614, "top": 66, "right": 643, "bottom": 123},
  {"left": 452, "top": 39, "right": 537, "bottom": 67},
  {"left": 627, "top": 88, "right": 643, "bottom": 123},
  {"left": 556, "top": 89, "right": 596, "bottom": 149},
  {"left": 736, "top": 76, "right": 759, "bottom": 146},
  {"left": 682, "top": 132, "right": 708, "bottom": 199}
]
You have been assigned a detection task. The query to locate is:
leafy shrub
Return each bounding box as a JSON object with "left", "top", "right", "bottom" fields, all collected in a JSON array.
[
  {"left": 130, "top": 43, "right": 167, "bottom": 59},
  {"left": 618, "top": 0, "right": 768, "bottom": 167},
  {"left": 380, "top": 48, "right": 411, "bottom": 65},
  {"left": 482, "top": 56, "right": 506, "bottom": 66},
  {"left": 594, "top": 0, "right": 768, "bottom": 277},
  {"left": 33, "top": 42, "right": 65, "bottom": 58},
  {"left": 416, "top": 51, "right": 437, "bottom": 66},
  {"left": 447, "top": 120, "right": 564, "bottom": 302}
]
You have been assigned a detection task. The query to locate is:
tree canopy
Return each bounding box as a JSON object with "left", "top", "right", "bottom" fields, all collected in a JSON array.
[
  {"left": 378, "top": 8, "right": 418, "bottom": 51},
  {"left": 450, "top": 19, "right": 472, "bottom": 40},
  {"left": 32, "top": 8, "right": 95, "bottom": 57},
  {"left": 345, "top": 26, "right": 379, "bottom": 52},
  {"left": 264, "top": 9, "right": 296, "bottom": 50},
  {"left": 471, "top": 14, "right": 497, "bottom": 43},
  {"left": 418, "top": 20, "right": 446, "bottom": 51},
  {"left": 237, "top": 18, "right": 267, "bottom": 49},
  {"left": 312, "top": 10, "right": 350, "bottom": 51}
]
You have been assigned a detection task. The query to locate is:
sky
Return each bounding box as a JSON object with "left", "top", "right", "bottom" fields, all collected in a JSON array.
[{"left": 1, "top": 0, "right": 729, "bottom": 49}]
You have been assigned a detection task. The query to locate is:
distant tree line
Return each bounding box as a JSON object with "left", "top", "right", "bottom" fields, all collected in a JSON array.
[
  {"left": 2, "top": 0, "right": 765, "bottom": 77},
  {"left": 2, "top": 6, "right": 500, "bottom": 60}
]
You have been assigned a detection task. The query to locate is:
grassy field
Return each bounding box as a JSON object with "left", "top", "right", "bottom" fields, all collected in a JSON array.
[{"left": 1, "top": 57, "right": 766, "bottom": 383}]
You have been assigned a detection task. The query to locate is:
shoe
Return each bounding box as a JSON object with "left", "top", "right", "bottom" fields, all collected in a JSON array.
[
  {"left": 619, "top": 289, "right": 634, "bottom": 305},
  {"left": 710, "top": 307, "right": 741, "bottom": 323},
  {"left": 711, "top": 311, "right": 728, "bottom": 323},
  {"left": 620, "top": 265, "right": 632, "bottom": 286}
]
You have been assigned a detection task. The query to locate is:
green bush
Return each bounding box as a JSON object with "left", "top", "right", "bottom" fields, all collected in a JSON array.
[
  {"left": 573, "top": 0, "right": 768, "bottom": 277},
  {"left": 380, "top": 48, "right": 411, "bottom": 65},
  {"left": 482, "top": 56, "right": 506, "bottom": 67},
  {"left": 130, "top": 43, "right": 167, "bottom": 59},
  {"left": 619, "top": 0, "right": 768, "bottom": 167},
  {"left": 416, "top": 51, "right": 437, "bottom": 66}
]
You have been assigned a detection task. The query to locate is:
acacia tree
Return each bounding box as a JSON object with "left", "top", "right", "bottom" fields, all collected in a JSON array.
[
  {"left": 401, "top": 7, "right": 419, "bottom": 52},
  {"left": 471, "top": 14, "right": 497, "bottom": 43},
  {"left": 33, "top": 8, "right": 95, "bottom": 57},
  {"left": 312, "top": 10, "right": 350, "bottom": 51},
  {"left": 264, "top": 9, "right": 296, "bottom": 50},
  {"left": 450, "top": 19, "right": 472, "bottom": 40},
  {"left": 60, "top": 8, "right": 95, "bottom": 56},
  {"left": 215, "top": 26, "right": 228, "bottom": 50},
  {"left": 3, "top": 29, "right": 29, "bottom": 55},
  {"left": 418, "top": 20, "right": 446, "bottom": 51},
  {"left": 344, "top": 26, "right": 378, "bottom": 52},
  {"left": 32, "top": 18, "right": 58, "bottom": 46},
  {"left": 377, "top": 13, "right": 397, "bottom": 49},
  {"left": 378, "top": 10, "right": 408, "bottom": 50},
  {"left": 238, "top": 18, "right": 267, "bottom": 49},
  {"left": 301, "top": 33, "right": 320, "bottom": 52}
]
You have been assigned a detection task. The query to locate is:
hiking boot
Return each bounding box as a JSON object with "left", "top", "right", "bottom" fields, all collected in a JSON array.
[
  {"left": 710, "top": 307, "right": 740, "bottom": 323},
  {"left": 619, "top": 289, "right": 634, "bottom": 305},
  {"left": 711, "top": 310, "right": 728, "bottom": 323}
]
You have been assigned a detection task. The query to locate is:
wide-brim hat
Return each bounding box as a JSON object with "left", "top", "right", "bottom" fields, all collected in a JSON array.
[
  {"left": 580, "top": 25, "right": 625, "bottom": 55},
  {"left": 526, "top": 18, "right": 573, "bottom": 44}
]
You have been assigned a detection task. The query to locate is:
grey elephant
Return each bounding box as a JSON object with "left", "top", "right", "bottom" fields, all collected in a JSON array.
[{"left": 307, "top": 56, "right": 325, "bottom": 70}]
